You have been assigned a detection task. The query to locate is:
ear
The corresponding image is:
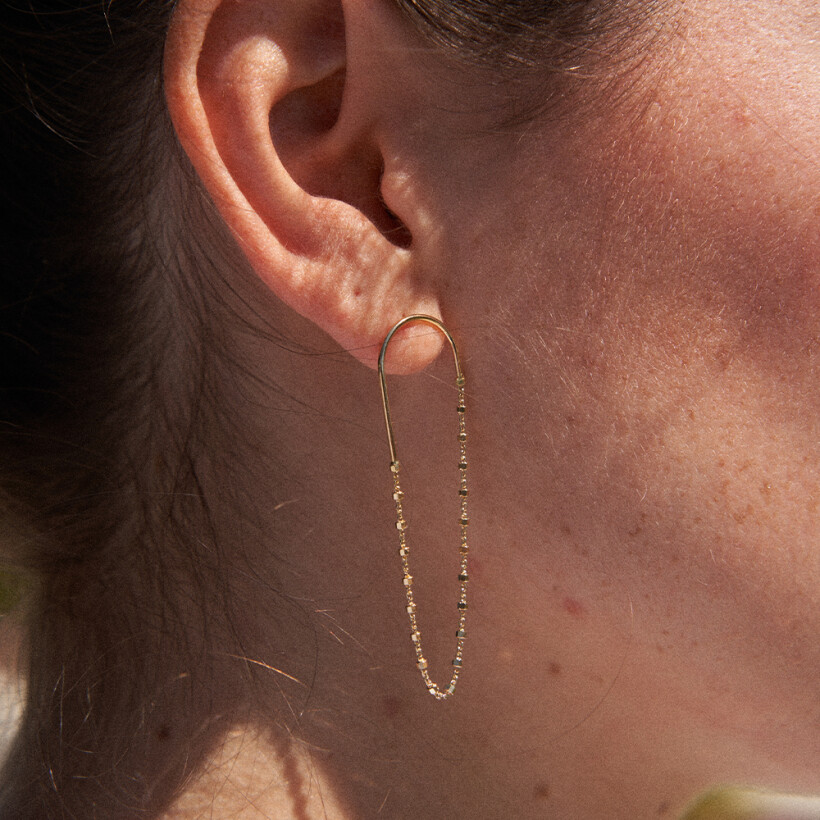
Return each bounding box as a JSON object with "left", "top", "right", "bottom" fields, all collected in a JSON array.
[{"left": 164, "top": 0, "right": 443, "bottom": 371}]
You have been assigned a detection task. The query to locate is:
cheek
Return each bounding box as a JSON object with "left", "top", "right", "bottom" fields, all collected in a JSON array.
[
  {"left": 447, "top": 31, "right": 820, "bottom": 463},
  {"left": 433, "top": 40, "right": 820, "bottom": 681}
]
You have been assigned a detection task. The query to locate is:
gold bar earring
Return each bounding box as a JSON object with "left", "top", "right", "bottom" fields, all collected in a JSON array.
[{"left": 378, "top": 315, "right": 470, "bottom": 700}]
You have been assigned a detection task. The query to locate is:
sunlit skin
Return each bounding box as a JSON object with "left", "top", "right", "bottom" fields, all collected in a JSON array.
[{"left": 155, "top": 0, "right": 820, "bottom": 817}]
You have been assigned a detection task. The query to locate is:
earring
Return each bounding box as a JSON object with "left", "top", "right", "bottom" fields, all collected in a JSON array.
[{"left": 378, "top": 315, "right": 470, "bottom": 700}]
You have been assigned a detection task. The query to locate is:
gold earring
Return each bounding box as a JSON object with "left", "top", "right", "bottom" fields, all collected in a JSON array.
[{"left": 378, "top": 315, "right": 470, "bottom": 700}]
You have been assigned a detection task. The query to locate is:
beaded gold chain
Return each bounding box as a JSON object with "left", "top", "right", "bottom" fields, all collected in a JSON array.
[{"left": 378, "top": 316, "right": 469, "bottom": 700}]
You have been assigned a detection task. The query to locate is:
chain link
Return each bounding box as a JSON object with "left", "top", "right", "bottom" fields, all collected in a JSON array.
[{"left": 388, "top": 374, "right": 469, "bottom": 699}]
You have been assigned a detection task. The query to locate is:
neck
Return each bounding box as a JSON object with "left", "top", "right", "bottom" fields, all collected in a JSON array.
[{"left": 13, "top": 290, "right": 820, "bottom": 819}]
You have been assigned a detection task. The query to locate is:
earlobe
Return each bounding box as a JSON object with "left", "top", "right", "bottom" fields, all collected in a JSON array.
[{"left": 163, "top": 0, "right": 443, "bottom": 371}]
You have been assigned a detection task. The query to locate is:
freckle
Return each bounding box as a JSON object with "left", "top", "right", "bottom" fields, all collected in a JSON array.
[
  {"left": 560, "top": 524, "right": 572, "bottom": 536},
  {"left": 562, "top": 597, "right": 586, "bottom": 618},
  {"left": 732, "top": 503, "right": 754, "bottom": 523},
  {"left": 534, "top": 783, "right": 551, "bottom": 800},
  {"left": 582, "top": 350, "right": 599, "bottom": 370},
  {"left": 658, "top": 801, "right": 671, "bottom": 815},
  {"left": 733, "top": 108, "right": 750, "bottom": 127},
  {"left": 156, "top": 724, "right": 171, "bottom": 741},
  {"left": 628, "top": 524, "right": 642, "bottom": 537},
  {"left": 548, "top": 662, "right": 562, "bottom": 676}
]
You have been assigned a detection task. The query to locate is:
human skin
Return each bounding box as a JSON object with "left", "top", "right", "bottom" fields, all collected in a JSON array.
[{"left": 157, "top": 0, "right": 820, "bottom": 817}]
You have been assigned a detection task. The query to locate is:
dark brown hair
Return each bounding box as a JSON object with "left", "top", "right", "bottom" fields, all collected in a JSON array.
[{"left": 394, "top": 0, "right": 659, "bottom": 69}]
